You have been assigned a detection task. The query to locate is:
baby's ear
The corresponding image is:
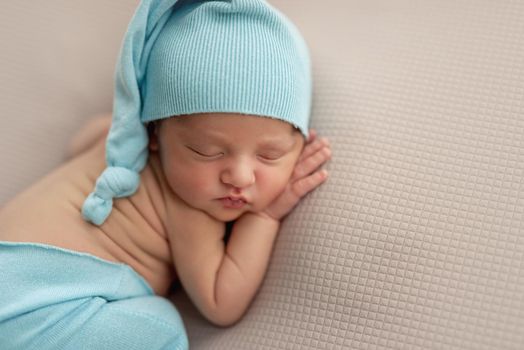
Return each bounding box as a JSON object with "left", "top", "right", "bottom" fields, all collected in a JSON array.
[{"left": 148, "top": 122, "right": 159, "bottom": 151}]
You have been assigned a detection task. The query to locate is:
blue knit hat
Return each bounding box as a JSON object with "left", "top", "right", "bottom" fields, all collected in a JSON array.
[{"left": 82, "top": 0, "right": 312, "bottom": 225}]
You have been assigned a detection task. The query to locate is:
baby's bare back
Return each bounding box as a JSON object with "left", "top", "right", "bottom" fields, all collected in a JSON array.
[{"left": 0, "top": 140, "right": 175, "bottom": 295}]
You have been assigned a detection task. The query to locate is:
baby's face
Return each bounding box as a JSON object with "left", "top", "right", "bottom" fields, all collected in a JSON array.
[{"left": 154, "top": 113, "right": 304, "bottom": 222}]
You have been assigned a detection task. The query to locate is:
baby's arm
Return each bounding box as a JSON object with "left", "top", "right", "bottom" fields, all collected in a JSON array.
[
  {"left": 214, "top": 131, "right": 331, "bottom": 319},
  {"left": 66, "top": 113, "right": 112, "bottom": 158},
  {"left": 166, "top": 194, "right": 246, "bottom": 326},
  {"left": 169, "top": 131, "right": 331, "bottom": 326}
]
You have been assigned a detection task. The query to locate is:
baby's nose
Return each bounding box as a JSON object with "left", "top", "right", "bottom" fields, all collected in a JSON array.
[{"left": 220, "top": 161, "right": 255, "bottom": 189}]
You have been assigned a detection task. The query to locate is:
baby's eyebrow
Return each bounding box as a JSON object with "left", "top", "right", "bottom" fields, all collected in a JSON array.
[
  {"left": 257, "top": 137, "right": 297, "bottom": 150},
  {"left": 188, "top": 126, "right": 297, "bottom": 149},
  {"left": 199, "top": 129, "right": 290, "bottom": 143}
]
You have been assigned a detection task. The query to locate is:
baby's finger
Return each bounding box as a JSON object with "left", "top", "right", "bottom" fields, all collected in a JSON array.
[
  {"left": 293, "top": 145, "right": 331, "bottom": 180},
  {"left": 298, "top": 136, "right": 330, "bottom": 163},
  {"left": 292, "top": 169, "right": 328, "bottom": 198}
]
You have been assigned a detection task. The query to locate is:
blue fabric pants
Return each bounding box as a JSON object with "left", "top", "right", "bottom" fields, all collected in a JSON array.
[{"left": 0, "top": 242, "right": 188, "bottom": 350}]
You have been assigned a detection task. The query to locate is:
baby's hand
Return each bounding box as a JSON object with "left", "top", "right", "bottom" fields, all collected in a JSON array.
[{"left": 262, "top": 130, "right": 331, "bottom": 221}]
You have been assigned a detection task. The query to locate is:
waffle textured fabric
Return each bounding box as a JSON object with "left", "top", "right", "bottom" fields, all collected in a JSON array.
[{"left": 1, "top": 0, "right": 524, "bottom": 349}]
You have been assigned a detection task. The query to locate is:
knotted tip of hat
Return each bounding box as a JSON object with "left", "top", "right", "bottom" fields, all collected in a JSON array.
[{"left": 81, "top": 166, "right": 141, "bottom": 225}]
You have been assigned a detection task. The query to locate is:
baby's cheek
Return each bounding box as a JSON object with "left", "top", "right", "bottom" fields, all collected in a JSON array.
[
  {"left": 172, "top": 161, "right": 207, "bottom": 184},
  {"left": 182, "top": 174, "right": 214, "bottom": 195},
  {"left": 257, "top": 170, "right": 290, "bottom": 204}
]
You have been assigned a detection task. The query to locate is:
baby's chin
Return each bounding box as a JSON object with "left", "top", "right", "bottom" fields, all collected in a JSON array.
[
  {"left": 203, "top": 200, "right": 272, "bottom": 222},
  {"left": 205, "top": 204, "right": 266, "bottom": 223},
  {"left": 206, "top": 209, "right": 246, "bottom": 223}
]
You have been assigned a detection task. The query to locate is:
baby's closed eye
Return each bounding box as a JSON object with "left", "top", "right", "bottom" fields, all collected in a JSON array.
[
  {"left": 186, "top": 145, "right": 224, "bottom": 158},
  {"left": 257, "top": 150, "right": 285, "bottom": 161}
]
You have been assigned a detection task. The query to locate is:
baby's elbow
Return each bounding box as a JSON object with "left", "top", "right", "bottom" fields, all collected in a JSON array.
[
  {"left": 202, "top": 303, "right": 247, "bottom": 327},
  {"left": 201, "top": 275, "right": 255, "bottom": 326},
  {"left": 66, "top": 114, "right": 112, "bottom": 159},
  {"left": 208, "top": 316, "right": 239, "bottom": 328}
]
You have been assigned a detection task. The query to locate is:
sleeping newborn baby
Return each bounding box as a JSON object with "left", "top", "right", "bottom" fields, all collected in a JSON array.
[{"left": 0, "top": 0, "right": 331, "bottom": 349}]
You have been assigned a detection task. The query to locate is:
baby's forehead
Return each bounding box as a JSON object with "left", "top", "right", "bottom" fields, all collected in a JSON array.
[
  {"left": 167, "top": 113, "right": 297, "bottom": 133},
  {"left": 163, "top": 113, "right": 301, "bottom": 144}
]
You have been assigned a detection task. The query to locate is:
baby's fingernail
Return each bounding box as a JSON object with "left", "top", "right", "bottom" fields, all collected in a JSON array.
[{"left": 320, "top": 137, "right": 330, "bottom": 146}]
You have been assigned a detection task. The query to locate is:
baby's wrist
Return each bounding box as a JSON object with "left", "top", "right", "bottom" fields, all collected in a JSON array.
[{"left": 244, "top": 210, "right": 281, "bottom": 226}]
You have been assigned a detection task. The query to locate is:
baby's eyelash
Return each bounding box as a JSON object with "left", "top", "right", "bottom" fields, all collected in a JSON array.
[
  {"left": 186, "top": 146, "right": 222, "bottom": 158},
  {"left": 257, "top": 151, "right": 285, "bottom": 161}
]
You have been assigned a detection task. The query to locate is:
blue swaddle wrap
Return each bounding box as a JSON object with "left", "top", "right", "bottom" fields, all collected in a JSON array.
[
  {"left": 0, "top": 242, "right": 188, "bottom": 350},
  {"left": 82, "top": 0, "right": 312, "bottom": 225}
]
